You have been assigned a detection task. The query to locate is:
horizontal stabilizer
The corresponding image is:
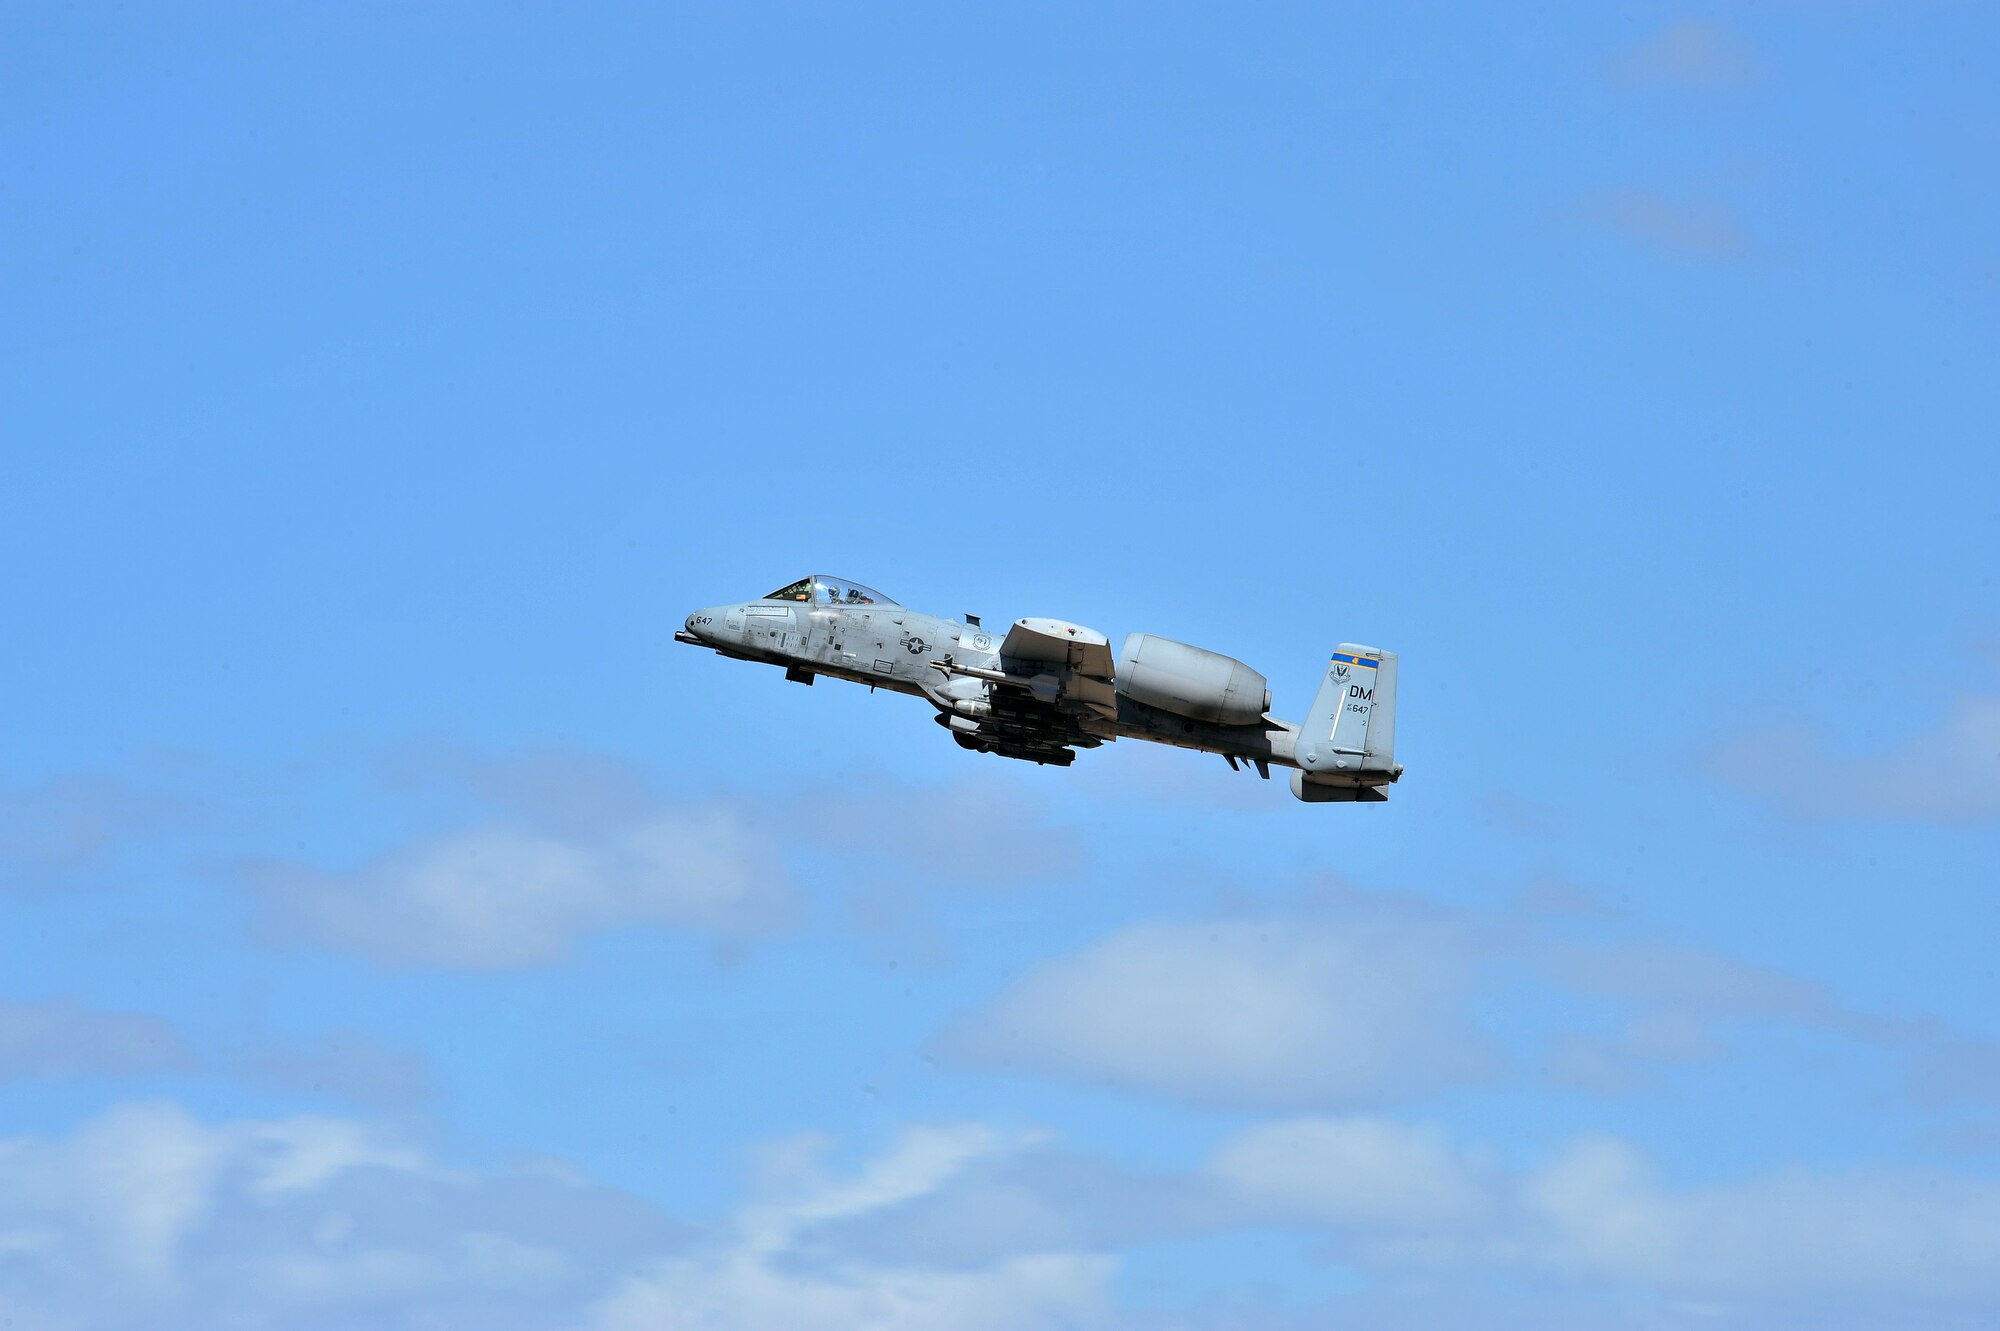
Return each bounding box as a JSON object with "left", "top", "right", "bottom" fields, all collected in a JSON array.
[{"left": 1291, "top": 771, "right": 1389, "bottom": 803}]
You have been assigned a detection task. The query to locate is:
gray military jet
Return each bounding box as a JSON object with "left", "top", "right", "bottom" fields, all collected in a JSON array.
[{"left": 678, "top": 574, "right": 1401, "bottom": 802}]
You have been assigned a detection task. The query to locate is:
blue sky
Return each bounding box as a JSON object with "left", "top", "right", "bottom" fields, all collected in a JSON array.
[{"left": 4, "top": 3, "right": 1999, "bottom": 1327}]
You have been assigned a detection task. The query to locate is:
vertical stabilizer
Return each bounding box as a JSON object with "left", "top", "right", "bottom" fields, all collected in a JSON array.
[{"left": 1294, "top": 644, "right": 1399, "bottom": 797}]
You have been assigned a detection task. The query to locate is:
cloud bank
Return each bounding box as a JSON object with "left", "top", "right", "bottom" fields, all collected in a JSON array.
[
  {"left": 248, "top": 802, "right": 797, "bottom": 968},
  {"left": 943, "top": 884, "right": 1974, "bottom": 1112},
  {"left": 0, "top": 1100, "right": 682, "bottom": 1331},
  {"left": 945, "top": 908, "right": 1498, "bottom": 1107}
]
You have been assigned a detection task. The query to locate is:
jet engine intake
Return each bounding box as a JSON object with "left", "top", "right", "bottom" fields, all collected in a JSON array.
[{"left": 1116, "top": 633, "right": 1270, "bottom": 726}]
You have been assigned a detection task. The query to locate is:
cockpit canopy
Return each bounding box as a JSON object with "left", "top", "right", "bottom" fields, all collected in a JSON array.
[{"left": 761, "top": 574, "right": 898, "bottom": 608}]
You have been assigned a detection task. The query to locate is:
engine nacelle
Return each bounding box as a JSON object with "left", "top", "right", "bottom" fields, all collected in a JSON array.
[{"left": 1116, "top": 632, "right": 1270, "bottom": 726}]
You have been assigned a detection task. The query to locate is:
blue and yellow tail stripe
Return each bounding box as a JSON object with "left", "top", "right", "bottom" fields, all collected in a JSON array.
[{"left": 1329, "top": 651, "right": 1381, "bottom": 669}]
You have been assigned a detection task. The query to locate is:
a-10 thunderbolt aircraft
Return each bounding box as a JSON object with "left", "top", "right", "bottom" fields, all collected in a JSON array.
[{"left": 677, "top": 574, "right": 1401, "bottom": 803}]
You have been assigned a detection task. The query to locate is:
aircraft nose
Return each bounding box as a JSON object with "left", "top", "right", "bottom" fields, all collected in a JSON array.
[{"left": 680, "top": 608, "right": 720, "bottom": 645}]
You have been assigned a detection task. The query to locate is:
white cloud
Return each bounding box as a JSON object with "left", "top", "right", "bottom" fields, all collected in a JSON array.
[
  {"left": 249, "top": 746, "right": 1088, "bottom": 969},
  {"left": 9, "top": 1100, "right": 2000, "bottom": 1328},
  {"left": 0, "top": 1099, "right": 680, "bottom": 1330},
  {"left": 0, "top": 999, "right": 188, "bottom": 1081},
  {"left": 1524, "top": 1135, "right": 2000, "bottom": 1298},
  {"left": 250, "top": 803, "right": 796, "bottom": 968},
  {"left": 602, "top": 1114, "right": 2000, "bottom": 1320},
  {"left": 942, "top": 880, "right": 1979, "bottom": 1112},
  {"left": 4, "top": 1100, "right": 228, "bottom": 1281},
  {"left": 399, "top": 745, "right": 1087, "bottom": 887},
  {"left": 0, "top": 1102, "right": 434, "bottom": 1286},
  {"left": 944, "top": 912, "right": 1500, "bottom": 1108},
  {"left": 1211, "top": 1116, "right": 1490, "bottom": 1228},
  {"left": 589, "top": 1123, "right": 1118, "bottom": 1331},
  {"left": 1207, "top": 1117, "right": 2000, "bottom": 1306},
  {"left": 1710, "top": 694, "right": 2000, "bottom": 822},
  {"left": 790, "top": 1139, "right": 1230, "bottom": 1272},
  {"left": 596, "top": 1249, "right": 1114, "bottom": 1331},
  {"left": 237, "top": 1115, "right": 436, "bottom": 1197}
]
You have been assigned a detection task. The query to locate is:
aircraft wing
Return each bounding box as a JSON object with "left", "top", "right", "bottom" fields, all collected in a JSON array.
[
  {"left": 1000, "top": 618, "right": 1116, "bottom": 683},
  {"left": 940, "top": 618, "right": 1119, "bottom": 767}
]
